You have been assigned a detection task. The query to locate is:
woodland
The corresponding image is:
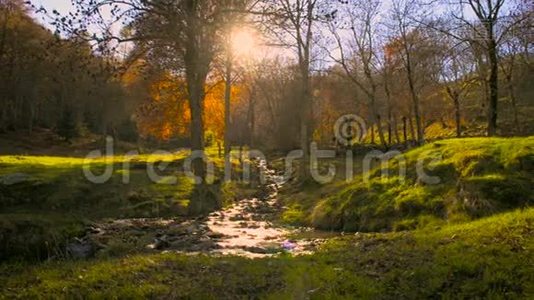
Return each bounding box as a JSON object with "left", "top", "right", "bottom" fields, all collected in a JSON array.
[{"left": 0, "top": 0, "right": 533, "bottom": 298}]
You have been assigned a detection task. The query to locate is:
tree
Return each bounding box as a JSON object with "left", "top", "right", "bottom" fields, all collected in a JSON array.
[
  {"left": 58, "top": 105, "right": 77, "bottom": 142},
  {"left": 439, "top": 39, "right": 478, "bottom": 137},
  {"left": 497, "top": 3, "right": 533, "bottom": 133},
  {"left": 387, "top": 0, "right": 432, "bottom": 145},
  {"left": 382, "top": 52, "right": 400, "bottom": 144},
  {"left": 0, "top": 1, "right": 132, "bottom": 139},
  {"left": 328, "top": 0, "right": 388, "bottom": 148},
  {"left": 220, "top": 3, "right": 247, "bottom": 160},
  {"left": 464, "top": 0, "right": 504, "bottom": 136},
  {"left": 258, "top": 0, "right": 329, "bottom": 179},
  {"left": 440, "top": 0, "right": 530, "bottom": 136},
  {"left": 60, "top": 0, "right": 245, "bottom": 214},
  {"left": 245, "top": 57, "right": 301, "bottom": 150}
]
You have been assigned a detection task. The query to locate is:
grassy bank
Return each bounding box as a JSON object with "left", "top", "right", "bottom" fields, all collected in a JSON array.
[
  {"left": 1, "top": 207, "right": 532, "bottom": 298},
  {"left": 280, "top": 137, "right": 533, "bottom": 232},
  {"left": 0, "top": 150, "right": 254, "bottom": 261}
]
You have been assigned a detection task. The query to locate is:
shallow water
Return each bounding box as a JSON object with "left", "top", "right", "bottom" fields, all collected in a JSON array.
[
  {"left": 203, "top": 160, "right": 313, "bottom": 257},
  {"left": 76, "top": 160, "right": 331, "bottom": 259}
]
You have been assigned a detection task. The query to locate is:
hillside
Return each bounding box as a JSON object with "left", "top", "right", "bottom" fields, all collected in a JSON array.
[{"left": 280, "top": 137, "right": 533, "bottom": 232}]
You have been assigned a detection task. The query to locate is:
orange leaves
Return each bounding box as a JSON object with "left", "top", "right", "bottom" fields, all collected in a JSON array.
[
  {"left": 136, "top": 73, "right": 190, "bottom": 141},
  {"left": 204, "top": 82, "right": 243, "bottom": 140},
  {"left": 135, "top": 74, "right": 243, "bottom": 142}
]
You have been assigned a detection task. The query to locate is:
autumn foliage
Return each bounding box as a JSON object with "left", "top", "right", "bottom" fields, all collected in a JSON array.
[{"left": 135, "top": 73, "right": 242, "bottom": 142}]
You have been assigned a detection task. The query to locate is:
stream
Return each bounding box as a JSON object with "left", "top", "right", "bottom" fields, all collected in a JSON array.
[
  {"left": 67, "top": 160, "right": 328, "bottom": 259},
  {"left": 205, "top": 159, "right": 321, "bottom": 257}
]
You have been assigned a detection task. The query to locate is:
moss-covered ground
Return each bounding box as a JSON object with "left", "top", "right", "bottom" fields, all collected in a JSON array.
[
  {"left": 280, "top": 137, "right": 533, "bottom": 232},
  {"left": 0, "top": 148, "right": 254, "bottom": 261},
  {"left": 0, "top": 137, "right": 533, "bottom": 298},
  {"left": 1, "top": 208, "right": 532, "bottom": 298}
]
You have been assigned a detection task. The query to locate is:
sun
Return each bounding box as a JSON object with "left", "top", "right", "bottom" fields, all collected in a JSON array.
[{"left": 231, "top": 28, "right": 258, "bottom": 59}]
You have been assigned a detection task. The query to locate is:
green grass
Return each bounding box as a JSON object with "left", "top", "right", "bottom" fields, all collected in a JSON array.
[
  {"left": 0, "top": 152, "right": 193, "bottom": 215},
  {"left": 0, "top": 147, "right": 252, "bottom": 214},
  {"left": 1, "top": 208, "right": 532, "bottom": 298},
  {"left": 0, "top": 149, "right": 256, "bottom": 261},
  {"left": 279, "top": 137, "right": 533, "bottom": 232},
  {"left": 0, "top": 138, "right": 532, "bottom": 297}
]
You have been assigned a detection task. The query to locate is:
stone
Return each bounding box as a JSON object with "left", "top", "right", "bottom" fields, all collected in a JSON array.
[
  {"left": 207, "top": 232, "right": 225, "bottom": 239},
  {"left": 88, "top": 226, "right": 104, "bottom": 235},
  {"left": 244, "top": 246, "right": 268, "bottom": 254},
  {"left": 168, "top": 240, "right": 189, "bottom": 249},
  {"left": 66, "top": 238, "right": 95, "bottom": 259},
  {"left": 190, "top": 240, "right": 217, "bottom": 252},
  {"left": 185, "top": 225, "right": 197, "bottom": 234},
  {"left": 248, "top": 223, "right": 261, "bottom": 229},
  {"left": 154, "top": 236, "right": 170, "bottom": 250},
  {"left": 229, "top": 214, "right": 248, "bottom": 221}
]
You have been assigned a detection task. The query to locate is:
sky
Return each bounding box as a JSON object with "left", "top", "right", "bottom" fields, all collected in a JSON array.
[
  {"left": 35, "top": 0, "right": 72, "bottom": 14},
  {"left": 30, "top": 0, "right": 277, "bottom": 60},
  {"left": 29, "top": 0, "right": 487, "bottom": 64},
  {"left": 31, "top": 0, "right": 73, "bottom": 30},
  {"left": 32, "top": 0, "right": 486, "bottom": 28}
]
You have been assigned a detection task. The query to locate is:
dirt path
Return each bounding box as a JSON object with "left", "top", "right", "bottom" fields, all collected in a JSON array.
[{"left": 69, "top": 160, "right": 323, "bottom": 259}]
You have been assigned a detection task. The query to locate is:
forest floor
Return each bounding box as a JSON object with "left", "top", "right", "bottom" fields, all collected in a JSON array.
[{"left": 0, "top": 134, "right": 533, "bottom": 298}]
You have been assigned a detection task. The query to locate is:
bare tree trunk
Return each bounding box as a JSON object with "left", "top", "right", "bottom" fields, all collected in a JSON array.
[
  {"left": 393, "top": 114, "right": 400, "bottom": 144},
  {"left": 453, "top": 95, "right": 461, "bottom": 138},
  {"left": 408, "top": 114, "right": 416, "bottom": 144},
  {"left": 224, "top": 51, "right": 232, "bottom": 158},
  {"left": 186, "top": 56, "right": 211, "bottom": 215},
  {"left": 508, "top": 81, "right": 520, "bottom": 133},
  {"left": 395, "top": 13, "right": 425, "bottom": 145},
  {"left": 188, "top": 80, "right": 206, "bottom": 178},
  {"left": 183, "top": 16, "right": 210, "bottom": 213},
  {"left": 297, "top": 0, "right": 315, "bottom": 181},
  {"left": 446, "top": 87, "right": 462, "bottom": 138},
  {"left": 376, "top": 114, "right": 386, "bottom": 148},
  {"left": 456, "top": 0, "right": 506, "bottom": 136},
  {"left": 487, "top": 36, "right": 499, "bottom": 136},
  {"left": 402, "top": 116, "right": 408, "bottom": 146},
  {"left": 387, "top": 113, "right": 392, "bottom": 145},
  {"left": 384, "top": 67, "right": 400, "bottom": 145},
  {"left": 248, "top": 88, "right": 255, "bottom": 147},
  {"left": 502, "top": 70, "right": 520, "bottom": 133},
  {"left": 405, "top": 60, "right": 424, "bottom": 144},
  {"left": 370, "top": 120, "right": 375, "bottom": 144},
  {"left": 370, "top": 93, "right": 387, "bottom": 148},
  {"left": 299, "top": 69, "right": 311, "bottom": 180}
]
